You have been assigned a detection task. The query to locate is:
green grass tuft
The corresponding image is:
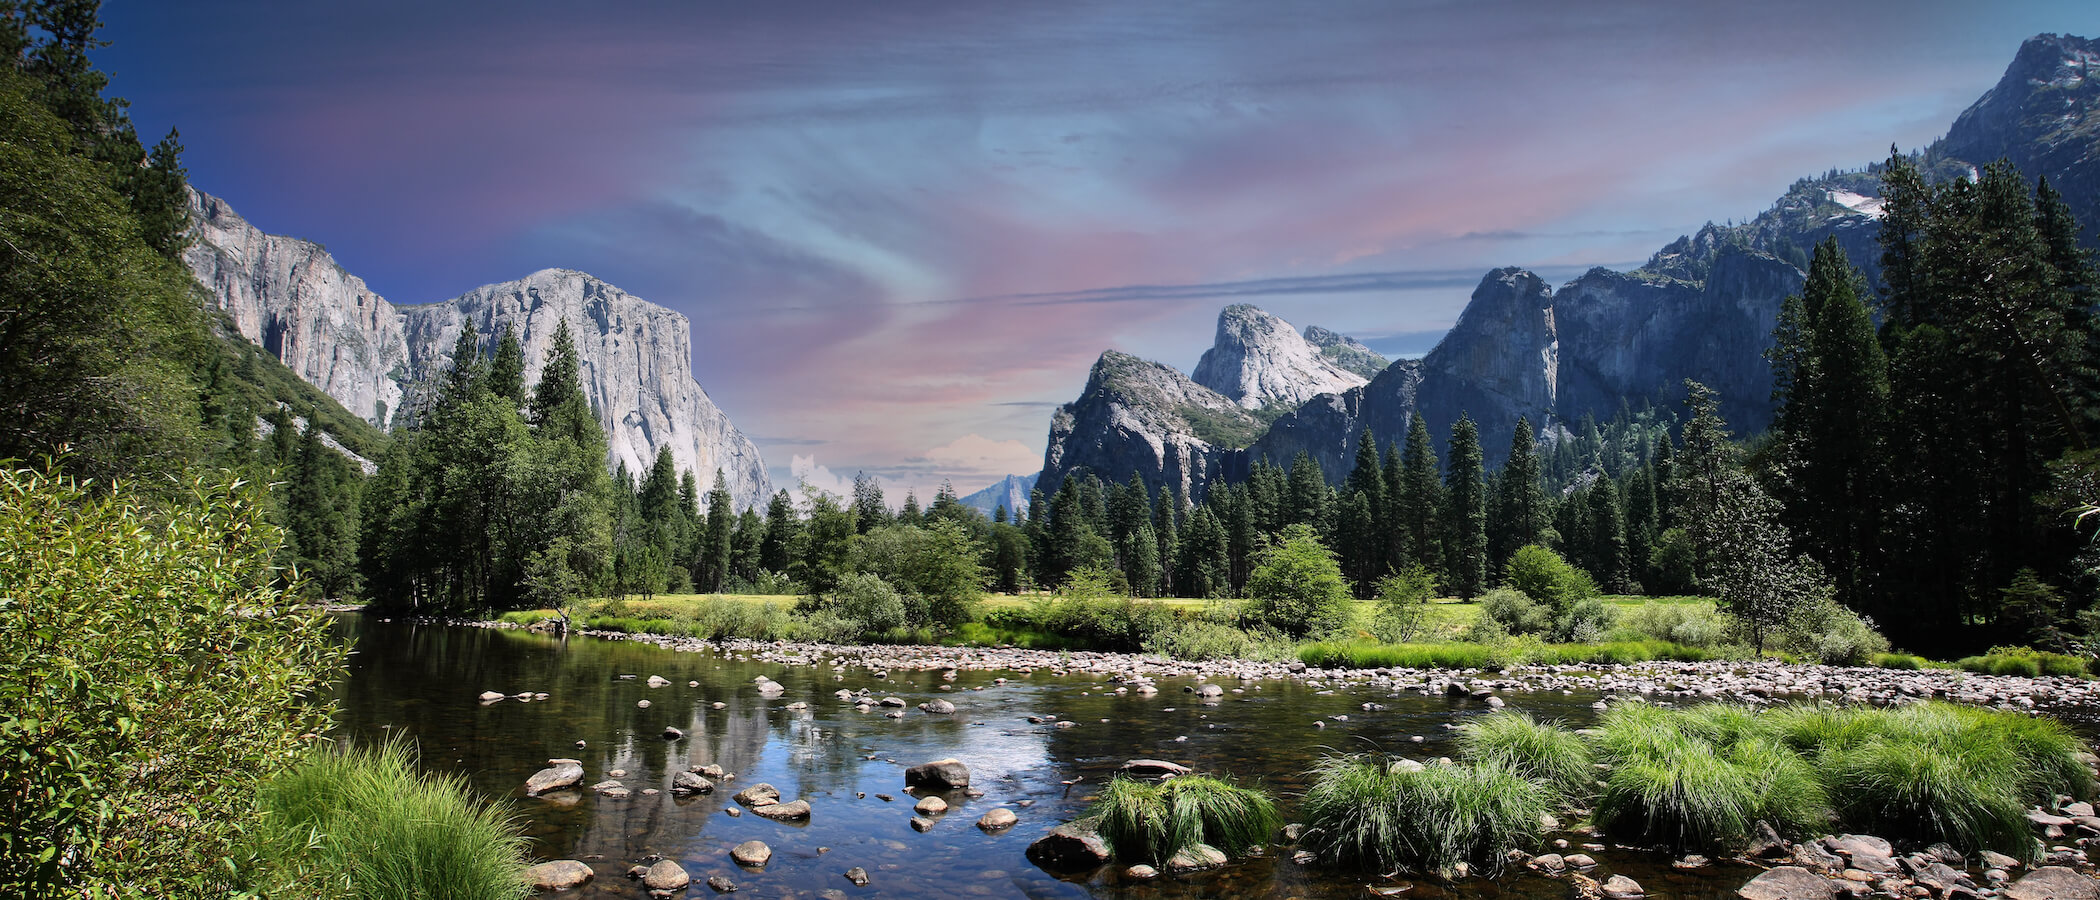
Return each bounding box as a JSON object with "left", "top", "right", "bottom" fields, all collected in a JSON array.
[
  {"left": 1090, "top": 775, "right": 1280, "bottom": 864},
  {"left": 245, "top": 737, "right": 530, "bottom": 900},
  {"left": 1590, "top": 703, "right": 1829, "bottom": 852},
  {"left": 1870, "top": 652, "right": 1925, "bottom": 670},
  {"left": 1299, "top": 755, "right": 1549, "bottom": 876},
  {"left": 1455, "top": 710, "right": 1596, "bottom": 803}
]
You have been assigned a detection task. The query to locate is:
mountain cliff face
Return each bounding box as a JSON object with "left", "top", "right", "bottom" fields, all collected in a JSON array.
[
  {"left": 1937, "top": 33, "right": 2099, "bottom": 236},
  {"left": 184, "top": 190, "right": 771, "bottom": 509},
  {"left": 1191, "top": 304, "right": 1368, "bottom": 409},
  {"left": 1303, "top": 325, "right": 1390, "bottom": 379},
  {"left": 1042, "top": 351, "right": 1256, "bottom": 500},
  {"left": 1042, "top": 33, "right": 2099, "bottom": 495}
]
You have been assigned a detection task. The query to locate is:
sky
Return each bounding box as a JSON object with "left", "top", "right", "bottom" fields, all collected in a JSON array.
[{"left": 97, "top": 0, "right": 2090, "bottom": 504}]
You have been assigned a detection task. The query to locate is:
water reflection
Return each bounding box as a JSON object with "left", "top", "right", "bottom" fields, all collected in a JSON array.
[{"left": 332, "top": 617, "right": 1871, "bottom": 899}]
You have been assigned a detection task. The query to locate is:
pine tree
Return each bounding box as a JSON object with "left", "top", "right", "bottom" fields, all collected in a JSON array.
[
  {"left": 759, "top": 490, "right": 799, "bottom": 575},
  {"left": 1487, "top": 417, "right": 1546, "bottom": 575},
  {"left": 1398, "top": 412, "right": 1444, "bottom": 576},
  {"left": 1285, "top": 451, "right": 1330, "bottom": 532},
  {"left": 1584, "top": 476, "right": 1629, "bottom": 593},
  {"left": 701, "top": 470, "right": 734, "bottom": 592},
  {"left": 1442, "top": 415, "right": 1488, "bottom": 598},
  {"left": 852, "top": 471, "right": 888, "bottom": 533},
  {"left": 487, "top": 323, "right": 526, "bottom": 405}
]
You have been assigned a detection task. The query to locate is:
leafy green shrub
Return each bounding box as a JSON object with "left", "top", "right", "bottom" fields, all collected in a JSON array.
[
  {"left": 832, "top": 572, "right": 907, "bottom": 633},
  {"left": 1772, "top": 597, "right": 1889, "bottom": 665},
  {"left": 0, "top": 466, "right": 347, "bottom": 897},
  {"left": 244, "top": 739, "right": 529, "bottom": 900},
  {"left": 1299, "top": 756, "right": 1549, "bottom": 876},
  {"left": 1505, "top": 544, "right": 1599, "bottom": 613},
  {"left": 1244, "top": 524, "right": 1354, "bottom": 638},
  {"left": 1620, "top": 600, "right": 1734, "bottom": 648},
  {"left": 1455, "top": 711, "right": 1595, "bottom": 802},
  {"left": 1091, "top": 776, "right": 1279, "bottom": 864},
  {"left": 1478, "top": 587, "right": 1553, "bottom": 636},
  {"left": 1148, "top": 620, "right": 1295, "bottom": 661},
  {"left": 1368, "top": 566, "right": 1439, "bottom": 643},
  {"left": 1552, "top": 596, "right": 1618, "bottom": 643}
]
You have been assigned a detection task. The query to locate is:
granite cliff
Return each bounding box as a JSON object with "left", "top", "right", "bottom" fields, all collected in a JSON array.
[
  {"left": 1191, "top": 304, "right": 1368, "bottom": 409},
  {"left": 184, "top": 190, "right": 771, "bottom": 509}
]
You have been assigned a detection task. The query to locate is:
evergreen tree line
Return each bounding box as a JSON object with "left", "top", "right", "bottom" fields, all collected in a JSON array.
[{"left": 1761, "top": 151, "right": 2100, "bottom": 656}]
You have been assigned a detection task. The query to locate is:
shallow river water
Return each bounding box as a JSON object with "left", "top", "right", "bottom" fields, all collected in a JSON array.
[{"left": 334, "top": 616, "right": 1907, "bottom": 899}]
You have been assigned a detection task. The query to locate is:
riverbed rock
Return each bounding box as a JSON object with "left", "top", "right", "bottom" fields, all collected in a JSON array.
[
  {"left": 704, "top": 874, "right": 735, "bottom": 893},
  {"left": 906, "top": 758, "right": 971, "bottom": 790},
  {"left": 671, "top": 771, "right": 714, "bottom": 794},
  {"left": 525, "top": 760, "right": 584, "bottom": 796},
  {"left": 731, "top": 840, "right": 772, "bottom": 867},
  {"left": 697, "top": 763, "right": 728, "bottom": 779},
  {"left": 1737, "top": 866, "right": 1835, "bottom": 900},
  {"left": 648, "top": 675, "right": 671, "bottom": 687},
  {"left": 1027, "top": 818, "right": 1112, "bottom": 872},
  {"left": 1164, "top": 842, "right": 1227, "bottom": 874},
  {"left": 1601, "top": 874, "right": 1646, "bottom": 899},
  {"left": 911, "top": 815, "right": 935, "bottom": 832},
  {"left": 750, "top": 799, "right": 811, "bottom": 821},
  {"left": 843, "top": 867, "right": 870, "bottom": 886},
  {"left": 978, "top": 808, "right": 1018, "bottom": 830},
  {"left": 2006, "top": 866, "right": 2100, "bottom": 900},
  {"left": 529, "top": 859, "right": 595, "bottom": 891},
  {"left": 734, "top": 783, "right": 781, "bottom": 807},
  {"left": 1120, "top": 759, "right": 1193, "bottom": 778},
  {"left": 914, "top": 795, "right": 948, "bottom": 815},
  {"left": 1194, "top": 683, "right": 1225, "bottom": 700},
  {"left": 662, "top": 726, "right": 685, "bottom": 740},
  {"left": 643, "top": 859, "right": 691, "bottom": 893},
  {"left": 478, "top": 690, "right": 506, "bottom": 702},
  {"left": 918, "top": 699, "right": 956, "bottom": 714}
]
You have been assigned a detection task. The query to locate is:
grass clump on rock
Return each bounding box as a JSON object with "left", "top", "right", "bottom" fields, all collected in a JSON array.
[
  {"left": 1455, "top": 710, "right": 1595, "bottom": 802},
  {"left": 243, "top": 739, "right": 531, "bottom": 900},
  {"left": 1090, "top": 775, "right": 1280, "bottom": 865},
  {"left": 1299, "top": 755, "right": 1549, "bottom": 876}
]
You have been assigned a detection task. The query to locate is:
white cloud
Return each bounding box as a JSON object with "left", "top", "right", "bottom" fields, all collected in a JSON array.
[{"left": 787, "top": 434, "right": 1040, "bottom": 513}]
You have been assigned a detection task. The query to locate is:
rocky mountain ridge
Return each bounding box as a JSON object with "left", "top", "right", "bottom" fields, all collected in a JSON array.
[
  {"left": 1039, "top": 33, "right": 2100, "bottom": 498},
  {"left": 184, "top": 190, "right": 771, "bottom": 509},
  {"left": 1191, "top": 304, "right": 1368, "bottom": 409}
]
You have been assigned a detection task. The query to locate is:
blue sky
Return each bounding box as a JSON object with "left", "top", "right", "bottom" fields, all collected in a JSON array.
[{"left": 97, "top": 0, "right": 2093, "bottom": 500}]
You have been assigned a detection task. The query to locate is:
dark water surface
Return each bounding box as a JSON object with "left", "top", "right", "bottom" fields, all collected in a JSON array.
[{"left": 333, "top": 616, "right": 1784, "bottom": 899}]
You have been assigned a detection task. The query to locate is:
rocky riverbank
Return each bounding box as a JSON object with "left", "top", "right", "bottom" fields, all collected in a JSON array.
[{"left": 470, "top": 620, "right": 2100, "bottom": 714}]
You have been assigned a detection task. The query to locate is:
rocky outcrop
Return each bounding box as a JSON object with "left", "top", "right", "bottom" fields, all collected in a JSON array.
[
  {"left": 184, "top": 190, "right": 770, "bottom": 509},
  {"left": 1040, "top": 351, "right": 1254, "bottom": 499},
  {"left": 1304, "top": 324, "right": 1389, "bottom": 379},
  {"left": 1192, "top": 305, "right": 1367, "bottom": 409}
]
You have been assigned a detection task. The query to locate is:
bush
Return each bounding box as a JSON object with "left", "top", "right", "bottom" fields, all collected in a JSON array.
[
  {"left": 1620, "top": 600, "right": 1734, "bottom": 649},
  {"left": 831, "top": 572, "right": 907, "bottom": 633},
  {"left": 0, "top": 466, "right": 347, "bottom": 897},
  {"left": 1871, "top": 652, "right": 1925, "bottom": 670},
  {"left": 244, "top": 739, "right": 529, "bottom": 899},
  {"left": 1299, "top": 755, "right": 1549, "bottom": 876},
  {"left": 1455, "top": 711, "right": 1595, "bottom": 802},
  {"left": 1148, "top": 620, "right": 1295, "bottom": 662},
  {"left": 1244, "top": 524, "right": 1354, "bottom": 638},
  {"left": 1505, "top": 544, "right": 1599, "bottom": 614},
  {"left": 1772, "top": 597, "right": 1889, "bottom": 665},
  {"left": 1091, "top": 776, "right": 1279, "bottom": 864},
  {"left": 1478, "top": 587, "right": 1553, "bottom": 636},
  {"left": 1553, "top": 596, "right": 1618, "bottom": 643},
  {"left": 1368, "top": 566, "right": 1438, "bottom": 643}
]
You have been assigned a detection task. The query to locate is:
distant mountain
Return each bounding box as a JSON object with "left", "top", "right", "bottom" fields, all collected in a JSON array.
[
  {"left": 1303, "top": 325, "right": 1389, "bottom": 379},
  {"left": 1043, "top": 349, "right": 1261, "bottom": 499},
  {"left": 184, "top": 190, "right": 772, "bottom": 509},
  {"left": 958, "top": 472, "right": 1038, "bottom": 519},
  {"left": 1038, "top": 33, "right": 2100, "bottom": 495}
]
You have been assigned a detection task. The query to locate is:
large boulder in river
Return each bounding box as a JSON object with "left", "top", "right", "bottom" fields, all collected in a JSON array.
[
  {"left": 1027, "top": 818, "right": 1112, "bottom": 873},
  {"left": 525, "top": 759, "right": 584, "bottom": 796},
  {"left": 671, "top": 771, "right": 714, "bottom": 794},
  {"left": 2007, "top": 866, "right": 2100, "bottom": 900},
  {"left": 906, "top": 758, "right": 971, "bottom": 790},
  {"left": 642, "top": 859, "right": 690, "bottom": 892},
  {"left": 529, "top": 859, "right": 594, "bottom": 890},
  {"left": 1736, "top": 866, "right": 1834, "bottom": 900}
]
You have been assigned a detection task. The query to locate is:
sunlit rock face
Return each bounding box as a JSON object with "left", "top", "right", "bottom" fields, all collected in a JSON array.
[
  {"left": 1192, "top": 304, "right": 1367, "bottom": 410},
  {"left": 185, "top": 190, "right": 770, "bottom": 509}
]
